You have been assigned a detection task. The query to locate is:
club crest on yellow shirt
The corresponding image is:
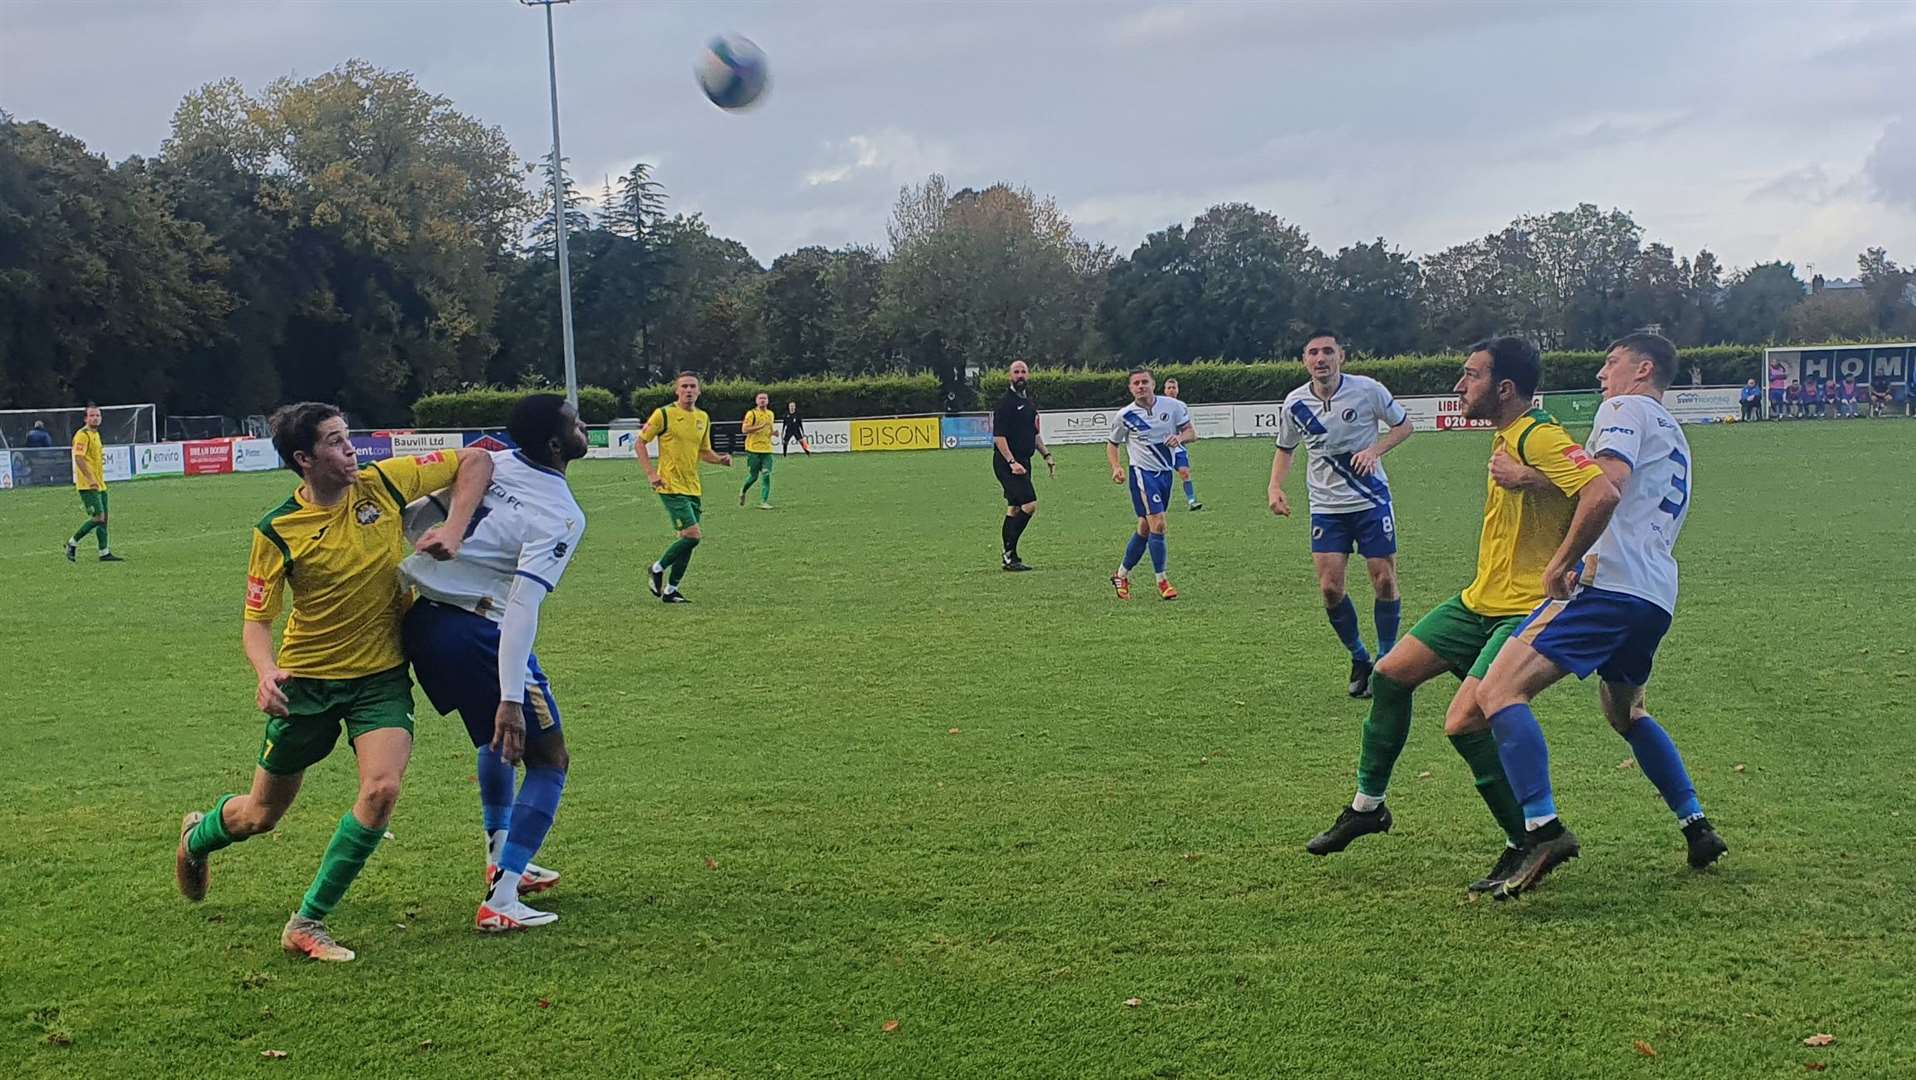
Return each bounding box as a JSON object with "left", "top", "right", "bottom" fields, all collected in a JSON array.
[{"left": 354, "top": 498, "right": 383, "bottom": 526}]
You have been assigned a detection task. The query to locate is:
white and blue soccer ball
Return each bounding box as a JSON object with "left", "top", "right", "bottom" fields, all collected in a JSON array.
[{"left": 696, "top": 34, "right": 768, "bottom": 111}]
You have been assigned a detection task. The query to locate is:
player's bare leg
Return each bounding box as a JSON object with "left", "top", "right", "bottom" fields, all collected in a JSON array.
[{"left": 282, "top": 727, "right": 412, "bottom": 961}]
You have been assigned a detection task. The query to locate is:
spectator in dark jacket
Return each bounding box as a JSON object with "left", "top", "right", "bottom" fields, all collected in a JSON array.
[{"left": 24, "top": 420, "right": 54, "bottom": 448}]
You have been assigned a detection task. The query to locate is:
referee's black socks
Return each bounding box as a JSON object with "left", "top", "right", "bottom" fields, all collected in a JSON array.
[{"left": 1003, "top": 508, "right": 1031, "bottom": 557}]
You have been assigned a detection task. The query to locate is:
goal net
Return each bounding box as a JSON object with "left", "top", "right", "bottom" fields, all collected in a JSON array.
[{"left": 0, "top": 404, "right": 158, "bottom": 448}]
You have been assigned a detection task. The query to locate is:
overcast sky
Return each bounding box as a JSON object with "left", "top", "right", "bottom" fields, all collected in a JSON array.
[{"left": 4, "top": 0, "right": 1913, "bottom": 278}]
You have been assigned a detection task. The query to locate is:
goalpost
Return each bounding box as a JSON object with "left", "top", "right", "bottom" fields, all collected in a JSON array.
[{"left": 0, "top": 404, "right": 158, "bottom": 448}]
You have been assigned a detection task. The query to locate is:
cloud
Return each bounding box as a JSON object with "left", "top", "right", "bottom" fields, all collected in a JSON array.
[
  {"left": 1865, "top": 117, "right": 1916, "bottom": 211},
  {"left": 803, "top": 130, "right": 952, "bottom": 188}
]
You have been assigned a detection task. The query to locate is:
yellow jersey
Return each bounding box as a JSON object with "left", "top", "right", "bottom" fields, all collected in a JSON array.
[
  {"left": 72, "top": 428, "right": 105, "bottom": 491},
  {"left": 1460, "top": 409, "right": 1604, "bottom": 617},
  {"left": 641, "top": 405, "right": 713, "bottom": 497},
  {"left": 244, "top": 452, "right": 462, "bottom": 679},
  {"left": 742, "top": 407, "right": 776, "bottom": 454}
]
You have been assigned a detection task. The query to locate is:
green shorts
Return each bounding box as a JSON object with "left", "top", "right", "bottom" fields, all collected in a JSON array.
[
  {"left": 660, "top": 493, "right": 703, "bottom": 531},
  {"left": 79, "top": 489, "right": 108, "bottom": 516},
  {"left": 1407, "top": 594, "right": 1527, "bottom": 681},
  {"left": 258, "top": 665, "right": 416, "bottom": 775},
  {"left": 744, "top": 451, "right": 774, "bottom": 473}
]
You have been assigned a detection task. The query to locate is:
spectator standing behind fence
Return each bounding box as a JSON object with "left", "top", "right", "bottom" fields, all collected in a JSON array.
[
  {"left": 1838, "top": 376, "right": 1859, "bottom": 418},
  {"left": 1768, "top": 360, "right": 1788, "bottom": 418},
  {"left": 25, "top": 420, "right": 53, "bottom": 447},
  {"left": 1690, "top": 363, "right": 1704, "bottom": 387},
  {"left": 1740, "top": 380, "right": 1761, "bottom": 422}
]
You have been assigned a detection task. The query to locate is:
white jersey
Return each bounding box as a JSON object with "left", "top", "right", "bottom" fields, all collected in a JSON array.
[
  {"left": 1275, "top": 374, "right": 1408, "bottom": 513},
  {"left": 400, "top": 449, "right": 586, "bottom": 620},
  {"left": 1582, "top": 394, "right": 1689, "bottom": 614},
  {"left": 1108, "top": 396, "right": 1192, "bottom": 472}
]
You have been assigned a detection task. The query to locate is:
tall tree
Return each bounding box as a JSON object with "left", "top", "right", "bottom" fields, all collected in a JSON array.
[
  {"left": 1719, "top": 262, "right": 1806, "bottom": 345},
  {"left": 523, "top": 154, "right": 593, "bottom": 258},
  {"left": 1325, "top": 239, "right": 1423, "bottom": 356}
]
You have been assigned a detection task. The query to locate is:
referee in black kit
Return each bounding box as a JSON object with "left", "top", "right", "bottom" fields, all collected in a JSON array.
[{"left": 992, "top": 358, "right": 1054, "bottom": 571}]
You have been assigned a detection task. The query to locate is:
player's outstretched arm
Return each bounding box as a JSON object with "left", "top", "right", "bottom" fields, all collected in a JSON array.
[{"left": 418, "top": 449, "right": 495, "bottom": 560}]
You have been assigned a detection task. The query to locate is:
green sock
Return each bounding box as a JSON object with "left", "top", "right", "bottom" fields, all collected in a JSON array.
[
  {"left": 95, "top": 524, "right": 109, "bottom": 551},
  {"left": 668, "top": 537, "right": 699, "bottom": 585},
  {"left": 1448, "top": 730, "right": 1527, "bottom": 847},
  {"left": 658, "top": 537, "right": 691, "bottom": 572},
  {"left": 72, "top": 520, "right": 97, "bottom": 543},
  {"left": 186, "top": 794, "right": 240, "bottom": 858},
  {"left": 760, "top": 469, "right": 772, "bottom": 503},
  {"left": 297, "top": 811, "right": 386, "bottom": 921},
  {"left": 1355, "top": 673, "right": 1414, "bottom": 798}
]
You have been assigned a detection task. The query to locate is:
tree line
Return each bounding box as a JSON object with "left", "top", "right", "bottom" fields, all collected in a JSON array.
[{"left": 3, "top": 61, "right": 1913, "bottom": 424}]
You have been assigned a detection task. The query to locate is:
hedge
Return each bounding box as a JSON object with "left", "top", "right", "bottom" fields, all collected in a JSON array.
[
  {"left": 977, "top": 347, "right": 1765, "bottom": 411},
  {"left": 412, "top": 386, "right": 620, "bottom": 427},
  {"left": 630, "top": 374, "right": 945, "bottom": 422}
]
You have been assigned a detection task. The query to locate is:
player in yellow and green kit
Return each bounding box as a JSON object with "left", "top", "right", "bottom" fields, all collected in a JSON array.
[
  {"left": 172, "top": 401, "right": 494, "bottom": 961},
  {"left": 738, "top": 390, "right": 778, "bottom": 509},
  {"left": 1304, "top": 337, "right": 1620, "bottom": 894},
  {"left": 639, "top": 371, "right": 732, "bottom": 603},
  {"left": 65, "top": 403, "right": 122, "bottom": 563}
]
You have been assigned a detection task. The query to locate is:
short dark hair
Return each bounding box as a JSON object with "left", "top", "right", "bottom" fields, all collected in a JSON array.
[
  {"left": 1303, "top": 329, "right": 1340, "bottom": 348},
  {"left": 270, "top": 401, "right": 343, "bottom": 476},
  {"left": 85, "top": 401, "right": 99, "bottom": 409},
  {"left": 1128, "top": 366, "right": 1153, "bottom": 379},
  {"left": 1468, "top": 336, "right": 1542, "bottom": 398},
  {"left": 507, "top": 393, "right": 571, "bottom": 458},
  {"left": 675, "top": 371, "right": 700, "bottom": 383},
  {"left": 1609, "top": 331, "right": 1679, "bottom": 388}
]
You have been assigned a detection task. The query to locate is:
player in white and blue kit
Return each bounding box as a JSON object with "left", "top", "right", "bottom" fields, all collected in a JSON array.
[
  {"left": 1475, "top": 333, "right": 1727, "bottom": 899},
  {"left": 1160, "top": 379, "right": 1201, "bottom": 511},
  {"left": 399, "top": 394, "right": 590, "bottom": 931},
  {"left": 1268, "top": 331, "right": 1415, "bottom": 696},
  {"left": 1106, "top": 368, "right": 1196, "bottom": 600}
]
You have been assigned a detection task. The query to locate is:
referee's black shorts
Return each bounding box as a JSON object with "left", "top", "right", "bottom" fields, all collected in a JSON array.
[{"left": 994, "top": 454, "right": 1038, "bottom": 507}]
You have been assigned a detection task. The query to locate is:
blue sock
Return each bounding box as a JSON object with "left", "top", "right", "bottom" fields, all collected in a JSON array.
[
  {"left": 1622, "top": 716, "right": 1704, "bottom": 823},
  {"left": 476, "top": 745, "right": 515, "bottom": 834},
  {"left": 1121, "top": 532, "right": 1148, "bottom": 572},
  {"left": 1374, "top": 598, "right": 1402, "bottom": 656},
  {"left": 1488, "top": 703, "right": 1556, "bottom": 825},
  {"left": 1146, "top": 533, "right": 1167, "bottom": 575},
  {"left": 498, "top": 766, "right": 566, "bottom": 877},
  {"left": 1326, "top": 597, "right": 1369, "bottom": 662},
  {"left": 1183, "top": 479, "right": 1197, "bottom": 504}
]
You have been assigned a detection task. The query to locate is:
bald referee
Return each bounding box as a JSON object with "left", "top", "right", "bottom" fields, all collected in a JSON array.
[{"left": 992, "top": 359, "right": 1054, "bottom": 571}]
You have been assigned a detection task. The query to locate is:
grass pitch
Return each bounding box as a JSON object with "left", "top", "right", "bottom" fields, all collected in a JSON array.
[{"left": 3, "top": 421, "right": 1913, "bottom": 1078}]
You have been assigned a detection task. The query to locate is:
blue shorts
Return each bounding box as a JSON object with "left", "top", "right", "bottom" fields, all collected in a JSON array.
[
  {"left": 1128, "top": 466, "right": 1174, "bottom": 518},
  {"left": 1310, "top": 506, "right": 1397, "bottom": 558},
  {"left": 1513, "top": 586, "right": 1672, "bottom": 687},
  {"left": 1172, "top": 446, "right": 1190, "bottom": 471},
  {"left": 402, "top": 600, "right": 562, "bottom": 747}
]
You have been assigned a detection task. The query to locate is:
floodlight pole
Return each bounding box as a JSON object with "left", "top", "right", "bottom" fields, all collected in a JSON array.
[{"left": 523, "top": 0, "right": 579, "bottom": 409}]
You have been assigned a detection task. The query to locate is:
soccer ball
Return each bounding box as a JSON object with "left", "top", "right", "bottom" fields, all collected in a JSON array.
[{"left": 696, "top": 34, "right": 768, "bottom": 110}]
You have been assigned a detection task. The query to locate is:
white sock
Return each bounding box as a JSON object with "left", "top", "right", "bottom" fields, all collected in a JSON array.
[
  {"left": 488, "top": 867, "right": 521, "bottom": 907},
  {"left": 1352, "top": 793, "right": 1384, "bottom": 813},
  {"left": 1114, "top": 568, "right": 1129, "bottom": 580},
  {"left": 485, "top": 829, "right": 507, "bottom": 865},
  {"left": 1155, "top": 571, "right": 1168, "bottom": 583},
  {"left": 1524, "top": 814, "right": 1558, "bottom": 830},
  {"left": 651, "top": 561, "right": 664, "bottom": 574},
  {"left": 664, "top": 584, "right": 679, "bottom": 595}
]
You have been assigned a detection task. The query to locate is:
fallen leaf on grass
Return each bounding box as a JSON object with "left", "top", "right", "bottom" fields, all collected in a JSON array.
[
  {"left": 1804, "top": 1064, "right": 1826, "bottom": 1073},
  {"left": 418, "top": 1040, "right": 434, "bottom": 1051},
  {"left": 383, "top": 831, "right": 396, "bottom": 840},
  {"left": 46, "top": 1032, "right": 72, "bottom": 1047},
  {"left": 1417, "top": 770, "right": 1433, "bottom": 780},
  {"left": 1803, "top": 1034, "right": 1835, "bottom": 1047},
  {"left": 703, "top": 857, "right": 719, "bottom": 871},
  {"left": 1123, "top": 997, "right": 1142, "bottom": 1008},
  {"left": 1633, "top": 1040, "right": 1656, "bottom": 1057},
  {"left": 536, "top": 999, "right": 551, "bottom": 1010},
  {"left": 1617, "top": 757, "right": 1637, "bottom": 770},
  {"left": 947, "top": 728, "right": 960, "bottom": 735},
  {"left": 260, "top": 1050, "right": 288, "bottom": 1060},
  {"left": 1182, "top": 852, "right": 1202, "bottom": 862},
  {"left": 881, "top": 1019, "right": 900, "bottom": 1033},
  {"left": 1199, "top": 756, "right": 1209, "bottom": 766},
  {"left": 1734, "top": 763, "right": 1747, "bottom": 773}
]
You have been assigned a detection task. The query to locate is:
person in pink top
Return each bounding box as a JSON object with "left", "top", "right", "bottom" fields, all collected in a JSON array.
[{"left": 1767, "top": 360, "right": 1788, "bottom": 419}]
